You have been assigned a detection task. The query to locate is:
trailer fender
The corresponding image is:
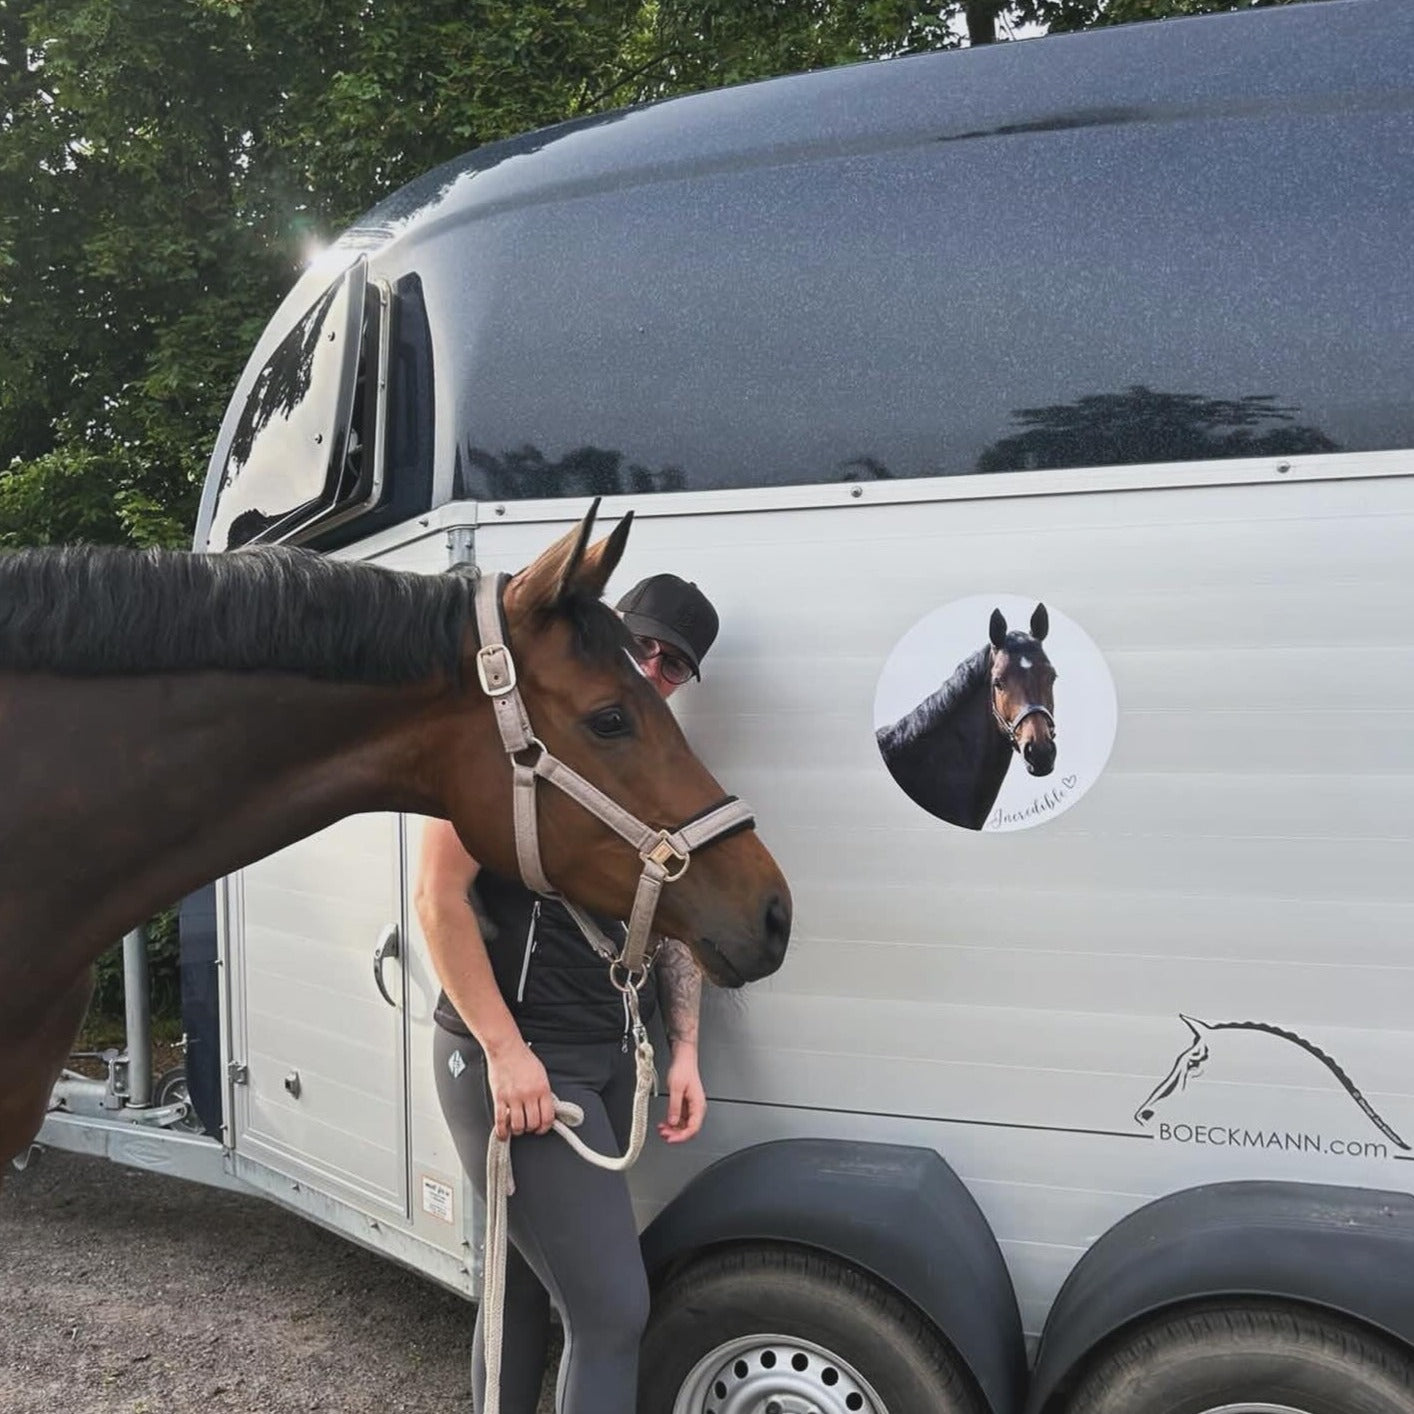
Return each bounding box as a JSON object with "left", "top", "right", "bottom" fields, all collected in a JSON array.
[
  {"left": 639, "top": 1138, "right": 1026, "bottom": 1414},
  {"left": 1025, "top": 1179, "right": 1414, "bottom": 1414}
]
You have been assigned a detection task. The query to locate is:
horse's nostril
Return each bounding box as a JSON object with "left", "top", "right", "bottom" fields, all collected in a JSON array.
[
  {"left": 1024, "top": 739, "right": 1056, "bottom": 776},
  {"left": 764, "top": 893, "right": 792, "bottom": 959}
]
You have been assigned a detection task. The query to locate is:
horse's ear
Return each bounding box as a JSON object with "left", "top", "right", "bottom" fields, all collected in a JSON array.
[
  {"left": 510, "top": 500, "right": 600, "bottom": 612},
  {"left": 989, "top": 609, "right": 1008, "bottom": 648},
  {"left": 511, "top": 497, "right": 633, "bottom": 613},
  {"left": 1030, "top": 603, "right": 1049, "bottom": 641},
  {"left": 1179, "top": 1014, "right": 1211, "bottom": 1040},
  {"left": 569, "top": 509, "right": 633, "bottom": 603}
]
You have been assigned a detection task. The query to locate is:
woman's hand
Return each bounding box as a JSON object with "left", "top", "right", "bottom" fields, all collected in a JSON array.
[
  {"left": 658, "top": 1041, "right": 707, "bottom": 1144},
  {"left": 485, "top": 1036, "right": 555, "bottom": 1139}
]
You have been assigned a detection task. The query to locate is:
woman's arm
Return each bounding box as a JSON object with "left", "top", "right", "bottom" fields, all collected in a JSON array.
[
  {"left": 414, "top": 818, "right": 553, "bottom": 1137},
  {"left": 654, "top": 937, "right": 706, "bottom": 1143}
]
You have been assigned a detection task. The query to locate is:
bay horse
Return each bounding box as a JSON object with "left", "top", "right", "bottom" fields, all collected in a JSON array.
[
  {"left": 0, "top": 504, "right": 791, "bottom": 1169},
  {"left": 877, "top": 604, "right": 1057, "bottom": 830}
]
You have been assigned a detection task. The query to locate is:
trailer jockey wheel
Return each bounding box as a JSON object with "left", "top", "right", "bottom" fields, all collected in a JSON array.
[
  {"left": 1063, "top": 1301, "right": 1414, "bottom": 1414},
  {"left": 153, "top": 1066, "right": 206, "bottom": 1134},
  {"left": 637, "top": 1244, "right": 984, "bottom": 1414}
]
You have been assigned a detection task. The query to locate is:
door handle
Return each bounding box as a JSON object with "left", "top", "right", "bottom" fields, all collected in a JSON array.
[{"left": 372, "top": 923, "right": 401, "bottom": 1008}]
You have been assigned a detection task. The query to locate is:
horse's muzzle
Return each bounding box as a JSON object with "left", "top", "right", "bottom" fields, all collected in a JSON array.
[
  {"left": 695, "top": 890, "right": 791, "bottom": 987},
  {"left": 1023, "top": 737, "right": 1056, "bottom": 776}
]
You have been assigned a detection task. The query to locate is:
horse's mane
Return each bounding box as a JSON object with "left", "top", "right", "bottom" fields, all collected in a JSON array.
[
  {"left": 1208, "top": 1019, "right": 1410, "bottom": 1151},
  {"left": 877, "top": 647, "right": 989, "bottom": 755},
  {"left": 0, "top": 544, "right": 480, "bottom": 684}
]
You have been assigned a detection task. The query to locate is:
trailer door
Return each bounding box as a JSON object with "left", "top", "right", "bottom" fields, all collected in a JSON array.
[{"left": 227, "top": 812, "right": 410, "bottom": 1219}]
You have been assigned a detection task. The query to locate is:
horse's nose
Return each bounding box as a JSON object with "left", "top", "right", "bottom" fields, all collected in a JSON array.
[
  {"left": 1024, "top": 738, "right": 1056, "bottom": 776},
  {"left": 762, "top": 892, "right": 792, "bottom": 968}
]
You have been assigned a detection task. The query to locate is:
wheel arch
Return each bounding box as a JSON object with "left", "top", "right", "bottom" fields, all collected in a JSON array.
[
  {"left": 639, "top": 1138, "right": 1026, "bottom": 1414},
  {"left": 1025, "top": 1179, "right": 1414, "bottom": 1414}
]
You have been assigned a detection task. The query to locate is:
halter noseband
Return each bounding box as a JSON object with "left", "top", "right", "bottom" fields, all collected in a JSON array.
[
  {"left": 992, "top": 700, "right": 1056, "bottom": 754},
  {"left": 473, "top": 572, "right": 754, "bottom": 980}
]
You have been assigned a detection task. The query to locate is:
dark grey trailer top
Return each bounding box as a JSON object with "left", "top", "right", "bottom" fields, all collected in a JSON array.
[
  {"left": 350, "top": 0, "right": 1399, "bottom": 243},
  {"left": 197, "top": 0, "right": 1412, "bottom": 552}
]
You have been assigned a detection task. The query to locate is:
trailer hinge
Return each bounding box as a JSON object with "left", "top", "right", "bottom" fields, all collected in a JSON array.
[
  {"left": 227, "top": 1062, "right": 249, "bottom": 1086},
  {"left": 447, "top": 525, "right": 475, "bottom": 569}
]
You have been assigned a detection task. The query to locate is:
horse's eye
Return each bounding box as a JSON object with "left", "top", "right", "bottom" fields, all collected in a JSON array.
[
  {"left": 992, "top": 679, "right": 1005, "bottom": 691},
  {"left": 587, "top": 706, "right": 631, "bottom": 740}
]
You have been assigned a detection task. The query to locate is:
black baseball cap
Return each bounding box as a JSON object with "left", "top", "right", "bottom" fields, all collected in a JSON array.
[{"left": 616, "top": 574, "right": 719, "bottom": 680}]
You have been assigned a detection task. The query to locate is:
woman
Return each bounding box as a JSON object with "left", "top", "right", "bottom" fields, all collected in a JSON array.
[{"left": 416, "top": 573, "right": 720, "bottom": 1414}]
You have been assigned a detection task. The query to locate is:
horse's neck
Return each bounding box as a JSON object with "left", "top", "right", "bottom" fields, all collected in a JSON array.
[
  {"left": 888, "top": 667, "right": 1012, "bottom": 825},
  {"left": 0, "top": 668, "right": 452, "bottom": 970},
  {"left": 915, "top": 652, "right": 989, "bottom": 733}
]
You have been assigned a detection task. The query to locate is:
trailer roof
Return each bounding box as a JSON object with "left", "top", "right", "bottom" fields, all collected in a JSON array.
[{"left": 346, "top": 0, "right": 1406, "bottom": 254}]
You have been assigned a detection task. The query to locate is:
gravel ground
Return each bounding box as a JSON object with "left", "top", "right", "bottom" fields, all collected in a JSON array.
[{"left": 0, "top": 1147, "right": 557, "bottom": 1413}]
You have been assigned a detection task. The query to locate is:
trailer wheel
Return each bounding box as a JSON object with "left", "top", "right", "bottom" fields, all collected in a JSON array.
[
  {"left": 638, "top": 1244, "right": 984, "bottom": 1414},
  {"left": 1063, "top": 1301, "right": 1414, "bottom": 1414}
]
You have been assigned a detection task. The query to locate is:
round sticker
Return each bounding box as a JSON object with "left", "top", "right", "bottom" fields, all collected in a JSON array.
[{"left": 873, "top": 595, "right": 1117, "bottom": 832}]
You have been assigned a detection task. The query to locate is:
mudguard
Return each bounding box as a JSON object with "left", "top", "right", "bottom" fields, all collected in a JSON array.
[
  {"left": 1025, "top": 1179, "right": 1414, "bottom": 1413},
  {"left": 639, "top": 1138, "right": 1026, "bottom": 1414}
]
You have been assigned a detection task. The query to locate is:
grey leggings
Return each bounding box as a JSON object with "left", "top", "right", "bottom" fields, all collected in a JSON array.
[{"left": 433, "top": 1026, "right": 649, "bottom": 1414}]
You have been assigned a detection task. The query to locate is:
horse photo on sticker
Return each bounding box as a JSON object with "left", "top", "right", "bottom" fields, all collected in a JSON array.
[{"left": 873, "top": 594, "right": 1118, "bottom": 832}]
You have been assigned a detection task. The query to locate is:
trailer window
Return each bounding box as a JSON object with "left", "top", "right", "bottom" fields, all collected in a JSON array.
[
  {"left": 206, "top": 260, "right": 364, "bottom": 551},
  {"left": 450, "top": 101, "right": 1412, "bottom": 499}
]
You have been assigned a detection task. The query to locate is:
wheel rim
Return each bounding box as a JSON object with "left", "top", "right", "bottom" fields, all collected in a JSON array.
[
  {"left": 1198, "top": 1406, "right": 1314, "bottom": 1414},
  {"left": 155, "top": 1069, "right": 203, "bottom": 1132},
  {"left": 671, "top": 1332, "right": 890, "bottom": 1414}
]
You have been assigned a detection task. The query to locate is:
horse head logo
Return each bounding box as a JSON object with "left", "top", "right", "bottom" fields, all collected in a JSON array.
[
  {"left": 988, "top": 604, "right": 1056, "bottom": 778},
  {"left": 1135, "top": 1014, "right": 1212, "bottom": 1125},
  {"left": 1135, "top": 1014, "right": 1410, "bottom": 1150}
]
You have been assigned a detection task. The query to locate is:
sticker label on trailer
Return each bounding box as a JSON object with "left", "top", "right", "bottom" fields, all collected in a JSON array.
[
  {"left": 873, "top": 594, "right": 1117, "bottom": 833},
  {"left": 420, "top": 1174, "right": 455, "bottom": 1224}
]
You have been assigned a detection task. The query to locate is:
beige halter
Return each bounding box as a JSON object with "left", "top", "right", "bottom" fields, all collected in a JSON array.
[{"left": 472, "top": 570, "right": 755, "bottom": 978}]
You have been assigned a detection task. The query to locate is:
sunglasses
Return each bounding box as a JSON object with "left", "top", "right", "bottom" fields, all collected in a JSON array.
[{"left": 634, "top": 637, "right": 695, "bottom": 686}]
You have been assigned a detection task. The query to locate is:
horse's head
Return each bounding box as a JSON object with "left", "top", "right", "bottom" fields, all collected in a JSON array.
[
  {"left": 988, "top": 605, "right": 1056, "bottom": 777},
  {"left": 1134, "top": 1015, "right": 1212, "bottom": 1125},
  {"left": 438, "top": 505, "right": 791, "bottom": 988}
]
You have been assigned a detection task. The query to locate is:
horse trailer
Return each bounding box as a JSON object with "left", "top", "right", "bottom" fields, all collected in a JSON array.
[{"left": 34, "top": 2, "right": 1414, "bottom": 1410}]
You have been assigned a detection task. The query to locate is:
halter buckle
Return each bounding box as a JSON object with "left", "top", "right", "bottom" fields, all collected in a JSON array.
[
  {"left": 643, "top": 831, "right": 691, "bottom": 881},
  {"left": 476, "top": 642, "right": 517, "bottom": 697}
]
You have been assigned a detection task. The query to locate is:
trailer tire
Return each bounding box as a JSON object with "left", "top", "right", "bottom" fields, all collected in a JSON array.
[
  {"left": 638, "top": 1243, "right": 984, "bottom": 1414},
  {"left": 1063, "top": 1301, "right": 1414, "bottom": 1414}
]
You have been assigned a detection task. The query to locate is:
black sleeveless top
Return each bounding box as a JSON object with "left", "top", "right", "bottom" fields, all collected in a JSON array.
[{"left": 433, "top": 868, "right": 657, "bottom": 1046}]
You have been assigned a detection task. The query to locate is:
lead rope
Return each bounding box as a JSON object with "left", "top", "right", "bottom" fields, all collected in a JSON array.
[{"left": 481, "top": 984, "right": 656, "bottom": 1414}]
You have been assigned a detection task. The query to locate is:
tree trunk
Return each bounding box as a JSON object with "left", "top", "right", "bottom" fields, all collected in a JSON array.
[{"left": 965, "top": 1, "right": 1002, "bottom": 44}]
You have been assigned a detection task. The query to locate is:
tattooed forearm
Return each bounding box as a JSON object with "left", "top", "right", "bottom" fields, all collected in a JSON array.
[{"left": 655, "top": 937, "right": 701, "bottom": 1048}]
